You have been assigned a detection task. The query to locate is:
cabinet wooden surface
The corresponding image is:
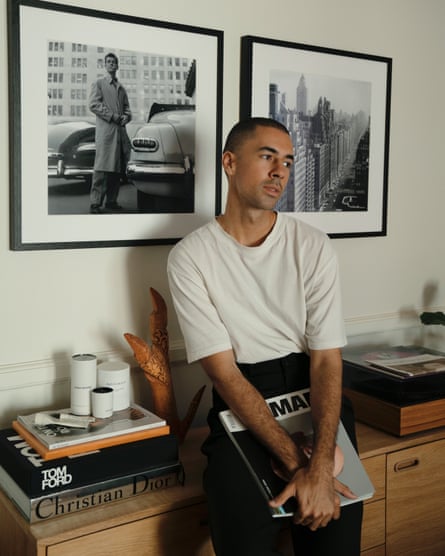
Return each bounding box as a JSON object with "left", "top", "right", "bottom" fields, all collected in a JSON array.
[
  {"left": 356, "top": 421, "right": 445, "bottom": 555},
  {"left": 2, "top": 423, "right": 445, "bottom": 555},
  {"left": 386, "top": 437, "right": 445, "bottom": 555},
  {"left": 46, "top": 503, "right": 214, "bottom": 556}
]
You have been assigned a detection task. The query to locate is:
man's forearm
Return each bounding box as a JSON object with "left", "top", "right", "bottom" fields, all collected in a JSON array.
[
  {"left": 307, "top": 348, "right": 343, "bottom": 476},
  {"left": 201, "top": 351, "right": 304, "bottom": 472}
]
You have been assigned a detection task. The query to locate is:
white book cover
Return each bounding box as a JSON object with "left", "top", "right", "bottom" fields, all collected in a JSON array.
[
  {"left": 17, "top": 404, "right": 166, "bottom": 450},
  {"left": 219, "top": 388, "right": 374, "bottom": 518}
]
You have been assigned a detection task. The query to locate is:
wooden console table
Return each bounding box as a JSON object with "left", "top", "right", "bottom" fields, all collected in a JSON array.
[{"left": 2, "top": 424, "right": 445, "bottom": 555}]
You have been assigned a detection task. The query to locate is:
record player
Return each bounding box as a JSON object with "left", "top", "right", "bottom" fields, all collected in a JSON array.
[{"left": 342, "top": 344, "right": 445, "bottom": 435}]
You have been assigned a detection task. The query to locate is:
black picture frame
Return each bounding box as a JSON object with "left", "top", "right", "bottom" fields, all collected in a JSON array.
[
  {"left": 240, "top": 35, "right": 392, "bottom": 238},
  {"left": 8, "top": 0, "right": 223, "bottom": 250}
]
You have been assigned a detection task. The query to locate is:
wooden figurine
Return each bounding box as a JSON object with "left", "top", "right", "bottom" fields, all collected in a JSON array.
[{"left": 124, "top": 287, "right": 205, "bottom": 443}]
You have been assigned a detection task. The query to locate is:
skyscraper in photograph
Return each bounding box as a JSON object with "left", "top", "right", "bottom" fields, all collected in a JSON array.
[{"left": 296, "top": 75, "right": 307, "bottom": 116}]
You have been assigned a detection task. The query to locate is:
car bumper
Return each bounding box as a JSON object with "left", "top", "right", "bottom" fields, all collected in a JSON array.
[
  {"left": 127, "top": 162, "right": 187, "bottom": 176},
  {"left": 127, "top": 162, "right": 193, "bottom": 198},
  {"left": 48, "top": 162, "right": 93, "bottom": 180}
]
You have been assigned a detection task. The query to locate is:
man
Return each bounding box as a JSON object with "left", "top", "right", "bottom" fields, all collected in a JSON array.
[
  {"left": 89, "top": 52, "right": 132, "bottom": 214},
  {"left": 167, "top": 118, "right": 362, "bottom": 555}
]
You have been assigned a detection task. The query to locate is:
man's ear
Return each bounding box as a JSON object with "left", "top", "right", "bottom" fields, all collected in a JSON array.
[{"left": 222, "top": 151, "right": 236, "bottom": 175}]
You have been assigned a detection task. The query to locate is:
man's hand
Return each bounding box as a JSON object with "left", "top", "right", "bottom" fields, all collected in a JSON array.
[
  {"left": 269, "top": 346, "right": 356, "bottom": 530},
  {"left": 269, "top": 468, "right": 357, "bottom": 530}
]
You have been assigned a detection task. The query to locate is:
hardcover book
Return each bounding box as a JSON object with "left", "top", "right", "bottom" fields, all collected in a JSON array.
[
  {"left": 12, "top": 404, "right": 170, "bottom": 460},
  {"left": 219, "top": 388, "right": 374, "bottom": 518},
  {"left": 0, "top": 428, "right": 179, "bottom": 497},
  {"left": 0, "top": 461, "right": 184, "bottom": 523}
]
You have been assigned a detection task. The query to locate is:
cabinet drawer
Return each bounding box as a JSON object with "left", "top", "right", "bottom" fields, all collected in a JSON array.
[
  {"left": 47, "top": 503, "right": 214, "bottom": 556},
  {"left": 387, "top": 439, "right": 445, "bottom": 555},
  {"left": 361, "top": 499, "right": 385, "bottom": 551},
  {"left": 362, "top": 454, "right": 385, "bottom": 502}
]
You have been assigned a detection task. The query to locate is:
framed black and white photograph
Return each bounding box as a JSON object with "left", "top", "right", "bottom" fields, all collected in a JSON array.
[
  {"left": 240, "top": 35, "right": 391, "bottom": 238},
  {"left": 8, "top": 0, "right": 223, "bottom": 249}
]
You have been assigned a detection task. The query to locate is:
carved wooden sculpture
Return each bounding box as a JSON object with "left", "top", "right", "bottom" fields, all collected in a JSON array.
[{"left": 124, "top": 287, "right": 205, "bottom": 443}]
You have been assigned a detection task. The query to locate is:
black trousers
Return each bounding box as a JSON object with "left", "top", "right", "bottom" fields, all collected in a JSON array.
[{"left": 202, "top": 353, "right": 363, "bottom": 556}]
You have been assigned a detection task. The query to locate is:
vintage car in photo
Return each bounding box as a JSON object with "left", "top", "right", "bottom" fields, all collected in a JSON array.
[
  {"left": 48, "top": 121, "right": 96, "bottom": 188},
  {"left": 126, "top": 103, "right": 195, "bottom": 213}
]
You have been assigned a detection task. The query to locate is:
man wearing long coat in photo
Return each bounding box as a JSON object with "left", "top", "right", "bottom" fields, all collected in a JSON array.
[{"left": 89, "top": 52, "right": 132, "bottom": 213}]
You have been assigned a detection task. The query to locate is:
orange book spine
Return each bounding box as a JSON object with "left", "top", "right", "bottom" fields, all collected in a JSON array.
[{"left": 12, "top": 421, "right": 170, "bottom": 461}]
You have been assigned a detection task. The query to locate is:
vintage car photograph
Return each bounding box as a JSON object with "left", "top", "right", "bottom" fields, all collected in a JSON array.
[
  {"left": 48, "top": 120, "right": 96, "bottom": 189},
  {"left": 47, "top": 104, "right": 195, "bottom": 215},
  {"left": 126, "top": 103, "right": 195, "bottom": 214}
]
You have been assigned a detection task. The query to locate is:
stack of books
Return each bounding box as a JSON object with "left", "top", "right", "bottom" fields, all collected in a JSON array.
[{"left": 0, "top": 403, "right": 183, "bottom": 522}]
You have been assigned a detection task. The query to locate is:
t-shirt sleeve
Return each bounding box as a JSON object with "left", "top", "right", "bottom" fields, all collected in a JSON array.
[
  {"left": 303, "top": 237, "right": 347, "bottom": 351},
  {"left": 167, "top": 246, "right": 233, "bottom": 363}
]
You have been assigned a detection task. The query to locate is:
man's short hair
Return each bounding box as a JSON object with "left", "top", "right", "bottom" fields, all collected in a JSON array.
[
  {"left": 223, "top": 117, "right": 290, "bottom": 154},
  {"left": 104, "top": 52, "right": 118, "bottom": 63}
]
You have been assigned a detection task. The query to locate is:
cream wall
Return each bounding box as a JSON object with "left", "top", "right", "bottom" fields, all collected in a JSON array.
[{"left": 1, "top": 0, "right": 444, "bottom": 428}]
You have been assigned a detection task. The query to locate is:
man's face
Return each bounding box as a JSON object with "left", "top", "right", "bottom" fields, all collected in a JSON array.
[
  {"left": 223, "top": 126, "right": 294, "bottom": 211},
  {"left": 105, "top": 56, "right": 118, "bottom": 75}
]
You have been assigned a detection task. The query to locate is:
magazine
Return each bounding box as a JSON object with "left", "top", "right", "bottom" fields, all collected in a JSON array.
[
  {"left": 0, "top": 461, "right": 184, "bottom": 522},
  {"left": 342, "top": 345, "right": 445, "bottom": 380},
  {"left": 219, "top": 388, "right": 374, "bottom": 518},
  {"left": 366, "top": 353, "right": 445, "bottom": 378}
]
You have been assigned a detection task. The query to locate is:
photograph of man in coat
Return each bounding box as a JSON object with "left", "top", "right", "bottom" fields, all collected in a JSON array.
[{"left": 89, "top": 52, "right": 132, "bottom": 214}]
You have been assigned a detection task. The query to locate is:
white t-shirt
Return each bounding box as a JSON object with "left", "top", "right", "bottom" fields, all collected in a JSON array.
[{"left": 167, "top": 213, "right": 346, "bottom": 364}]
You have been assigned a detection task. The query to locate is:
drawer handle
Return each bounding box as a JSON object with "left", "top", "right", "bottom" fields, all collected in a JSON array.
[{"left": 394, "top": 458, "right": 419, "bottom": 472}]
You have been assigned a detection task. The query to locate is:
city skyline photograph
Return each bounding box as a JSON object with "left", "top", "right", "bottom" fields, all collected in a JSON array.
[
  {"left": 269, "top": 69, "right": 372, "bottom": 219},
  {"left": 270, "top": 69, "right": 371, "bottom": 117}
]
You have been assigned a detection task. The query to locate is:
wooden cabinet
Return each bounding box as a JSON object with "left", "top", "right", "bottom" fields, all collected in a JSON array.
[
  {"left": 3, "top": 424, "right": 445, "bottom": 555},
  {"left": 361, "top": 454, "right": 386, "bottom": 552},
  {"left": 46, "top": 503, "right": 214, "bottom": 556},
  {"left": 386, "top": 438, "right": 445, "bottom": 555},
  {"left": 357, "top": 422, "right": 445, "bottom": 555}
]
